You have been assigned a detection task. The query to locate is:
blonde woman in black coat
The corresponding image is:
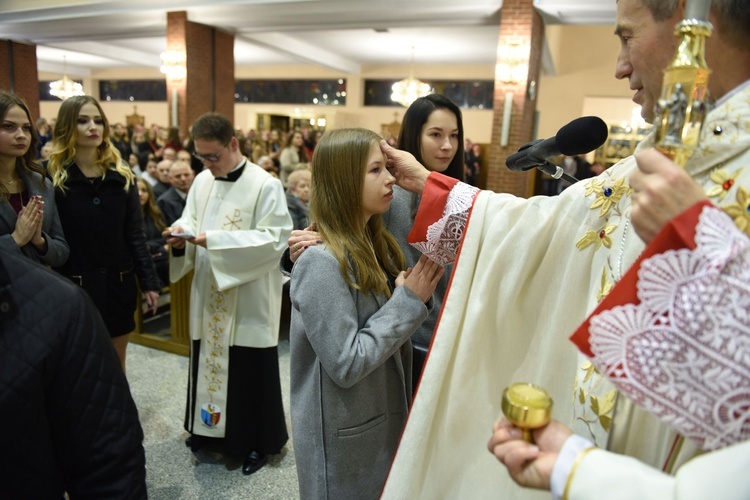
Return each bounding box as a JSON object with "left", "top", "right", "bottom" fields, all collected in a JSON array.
[{"left": 47, "top": 95, "right": 160, "bottom": 371}]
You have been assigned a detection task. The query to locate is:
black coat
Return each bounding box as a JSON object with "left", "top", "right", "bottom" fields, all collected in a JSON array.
[
  {"left": 0, "top": 250, "right": 147, "bottom": 499},
  {"left": 111, "top": 137, "right": 133, "bottom": 162},
  {"left": 53, "top": 163, "right": 160, "bottom": 336},
  {"left": 143, "top": 210, "right": 169, "bottom": 288},
  {"left": 157, "top": 186, "right": 187, "bottom": 227}
]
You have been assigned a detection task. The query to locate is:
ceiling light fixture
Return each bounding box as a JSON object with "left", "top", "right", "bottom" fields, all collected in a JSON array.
[
  {"left": 160, "top": 50, "right": 187, "bottom": 82},
  {"left": 49, "top": 56, "right": 85, "bottom": 100},
  {"left": 391, "top": 47, "right": 432, "bottom": 108}
]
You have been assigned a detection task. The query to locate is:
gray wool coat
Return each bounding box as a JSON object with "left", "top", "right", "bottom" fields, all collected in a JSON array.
[
  {"left": 290, "top": 245, "right": 431, "bottom": 500},
  {"left": 0, "top": 168, "right": 69, "bottom": 267}
]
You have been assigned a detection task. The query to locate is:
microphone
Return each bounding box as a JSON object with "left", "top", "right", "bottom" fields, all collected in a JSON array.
[{"left": 505, "top": 116, "right": 608, "bottom": 183}]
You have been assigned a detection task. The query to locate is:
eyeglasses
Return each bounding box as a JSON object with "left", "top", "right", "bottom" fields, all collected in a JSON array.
[{"left": 192, "top": 144, "right": 228, "bottom": 163}]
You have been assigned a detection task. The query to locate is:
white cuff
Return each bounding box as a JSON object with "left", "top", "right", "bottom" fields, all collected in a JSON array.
[{"left": 550, "top": 434, "right": 595, "bottom": 500}]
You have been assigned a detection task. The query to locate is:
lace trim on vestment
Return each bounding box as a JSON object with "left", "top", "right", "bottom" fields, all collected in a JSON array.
[
  {"left": 589, "top": 206, "right": 750, "bottom": 450},
  {"left": 411, "top": 182, "right": 479, "bottom": 266}
]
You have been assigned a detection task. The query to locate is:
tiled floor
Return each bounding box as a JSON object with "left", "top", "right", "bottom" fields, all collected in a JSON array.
[{"left": 126, "top": 340, "right": 299, "bottom": 499}]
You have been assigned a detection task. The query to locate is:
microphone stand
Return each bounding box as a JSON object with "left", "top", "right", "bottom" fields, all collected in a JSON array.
[
  {"left": 511, "top": 141, "right": 581, "bottom": 184},
  {"left": 536, "top": 160, "right": 579, "bottom": 185}
]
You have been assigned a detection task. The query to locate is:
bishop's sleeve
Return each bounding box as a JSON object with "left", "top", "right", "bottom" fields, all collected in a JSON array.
[
  {"left": 565, "top": 440, "right": 750, "bottom": 500},
  {"left": 406, "top": 172, "right": 480, "bottom": 265}
]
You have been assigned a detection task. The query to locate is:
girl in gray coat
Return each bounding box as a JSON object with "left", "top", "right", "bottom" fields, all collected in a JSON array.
[
  {"left": 290, "top": 128, "right": 443, "bottom": 499},
  {"left": 287, "top": 94, "right": 466, "bottom": 392}
]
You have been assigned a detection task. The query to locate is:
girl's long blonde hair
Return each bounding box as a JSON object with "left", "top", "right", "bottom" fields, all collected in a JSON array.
[
  {"left": 310, "top": 128, "right": 405, "bottom": 297},
  {"left": 47, "top": 95, "right": 133, "bottom": 192}
]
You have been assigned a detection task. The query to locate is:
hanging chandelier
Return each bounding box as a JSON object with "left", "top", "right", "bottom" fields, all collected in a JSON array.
[
  {"left": 49, "top": 56, "right": 85, "bottom": 100},
  {"left": 391, "top": 47, "right": 432, "bottom": 108}
]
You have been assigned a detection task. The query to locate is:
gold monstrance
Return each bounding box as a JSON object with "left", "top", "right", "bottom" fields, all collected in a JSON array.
[{"left": 654, "top": 0, "right": 712, "bottom": 167}]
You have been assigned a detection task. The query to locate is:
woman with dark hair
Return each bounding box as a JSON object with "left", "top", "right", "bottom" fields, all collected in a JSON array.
[
  {"left": 144, "top": 127, "right": 164, "bottom": 158},
  {"left": 397, "top": 93, "right": 465, "bottom": 182},
  {"left": 47, "top": 95, "right": 160, "bottom": 371},
  {"left": 286, "top": 93, "right": 466, "bottom": 389},
  {"left": 0, "top": 90, "right": 68, "bottom": 266},
  {"left": 385, "top": 93, "right": 465, "bottom": 387},
  {"left": 164, "top": 126, "right": 183, "bottom": 152},
  {"left": 279, "top": 130, "right": 308, "bottom": 186}
]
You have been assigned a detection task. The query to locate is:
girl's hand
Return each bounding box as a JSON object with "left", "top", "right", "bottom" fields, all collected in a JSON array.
[
  {"left": 30, "top": 196, "right": 46, "bottom": 250},
  {"left": 144, "top": 290, "right": 160, "bottom": 315},
  {"left": 12, "top": 196, "right": 43, "bottom": 247},
  {"left": 399, "top": 255, "right": 444, "bottom": 302}
]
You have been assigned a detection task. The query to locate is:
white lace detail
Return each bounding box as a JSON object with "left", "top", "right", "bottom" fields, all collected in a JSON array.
[
  {"left": 411, "top": 182, "right": 479, "bottom": 266},
  {"left": 589, "top": 206, "right": 750, "bottom": 450}
]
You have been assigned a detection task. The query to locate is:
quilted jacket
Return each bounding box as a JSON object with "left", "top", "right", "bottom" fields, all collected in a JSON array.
[{"left": 0, "top": 251, "right": 147, "bottom": 499}]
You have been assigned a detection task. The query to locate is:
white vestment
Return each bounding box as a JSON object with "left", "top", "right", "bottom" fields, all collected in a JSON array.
[
  {"left": 170, "top": 160, "right": 292, "bottom": 437},
  {"left": 382, "top": 84, "right": 750, "bottom": 499},
  {"left": 559, "top": 200, "right": 750, "bottom": 498},
  {"left": 567, "top": 439, "right": 750, "bottom": 500}
]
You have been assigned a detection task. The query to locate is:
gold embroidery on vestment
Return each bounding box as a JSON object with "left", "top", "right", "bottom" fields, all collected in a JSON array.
[
  {"left": 723, "top": 185, "right": 750, "bottom": 236},
  {"left": 203, "top": 285, "right": 228, "bottom": 399},
  {"left": 222, "top": 209, "right": 243, "bottom": 231}
]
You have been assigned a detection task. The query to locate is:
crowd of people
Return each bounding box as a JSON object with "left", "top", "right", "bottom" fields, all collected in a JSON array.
[{"left": 2, "top": 0, "right": 749, "bottom": 497}]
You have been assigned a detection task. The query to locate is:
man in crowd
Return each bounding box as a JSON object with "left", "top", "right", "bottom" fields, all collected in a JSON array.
[
  {"left": 161, "top": 146, "right": 177, "bottom": 161},
  {"left": 153, "top": 158, "right": 173, "bottom": 199},
  {"left": 158, "top": 159, "right": 193, "bottom": 226},
  {"left": 380, "top": 0, "right": 750, "bottom": 497},
  {"left": 176, "top": 148, "right": 192, "bottom": 164},
  {"left": 165, "top": 112, "right": 292, "bottom": 476}
]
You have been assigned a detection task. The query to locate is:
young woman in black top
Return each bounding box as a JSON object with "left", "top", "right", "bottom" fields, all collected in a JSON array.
[{"left": 47, "top": 95, "right": 160, "bottom": 372}]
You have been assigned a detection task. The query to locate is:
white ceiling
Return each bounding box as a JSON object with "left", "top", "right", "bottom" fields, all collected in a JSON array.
[{"left": 0, "top": 0, "right": 616, "bottom": 77}]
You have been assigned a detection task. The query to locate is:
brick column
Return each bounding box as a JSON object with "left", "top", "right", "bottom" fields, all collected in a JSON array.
[
  {"left": 0, "top": 40, "right": 40, "bottom": 120},
  {"left": 166, "top": 11, "right": 235, "bottom": 138},
  {"left": 486, "top": 0, "right": 544, "bottom": 197}
]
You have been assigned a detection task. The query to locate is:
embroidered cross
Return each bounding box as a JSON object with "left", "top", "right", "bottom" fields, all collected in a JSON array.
[{"left": 222, "top": 209, "right": 242, "bottom": 231}]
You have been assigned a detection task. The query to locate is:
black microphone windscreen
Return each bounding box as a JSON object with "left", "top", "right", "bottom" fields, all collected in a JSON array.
[{"left": 556, "top": 116, "right": 608, "bottom": 156}]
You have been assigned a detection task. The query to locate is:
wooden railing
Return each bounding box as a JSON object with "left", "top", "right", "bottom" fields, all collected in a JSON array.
[{"left": 130, "top": 270, "right": 193, "bottom": 356}]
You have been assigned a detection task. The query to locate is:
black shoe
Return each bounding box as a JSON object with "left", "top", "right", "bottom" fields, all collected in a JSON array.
[{"left": 242, "top": 450, "right": 267, "bottom": 475}]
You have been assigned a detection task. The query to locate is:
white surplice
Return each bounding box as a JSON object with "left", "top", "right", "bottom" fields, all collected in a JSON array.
[{"left": 170, "top": 160, "right": 292, "bottom": 438}]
